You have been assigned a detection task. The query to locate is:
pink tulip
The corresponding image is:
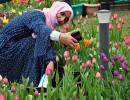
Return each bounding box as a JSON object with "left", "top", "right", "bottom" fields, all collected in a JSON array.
[
  {"left": 113, "top": 42, "right": 118, "bottom": 47},
  {"left": 64, "top": 51, "right": 70, "bottom": 58},
  {"left": 0, "top": 93, "right": 5, "bottom": 100},
  {"left": 64, "top": 24, "right": 69, "bottom": 31},
  {"left": 34, "top": 90, "right": 39, "bottom": 97},
  {"left": 86, "top": 60, "right": 92, "bottom": 68},
  {"left": 124, "top": 36, "right": 130, "bottom": 44},
  {"left": 11, "top": 86, "right": 16, "bottom": 93},
  {"left": 92, "top": 57, "right": 96, "bottom": 64},
  {"left": 109, "top": 23, "right": 113, "bottom": 30},
  {"left": 112, "top": 13, "right": 118, "bottom": 20},
  {"left": 72, "top": 55, "right": 78, "bottom": 62},
  {"left": 93, "top": 11, "right": 97, "bottom": 16},
  {"left": 0, "top": 75, "right": 3, "bottom": 83},
  {"left": 81, "top": 63, "right": 86, "bottom": 69},
  {"left": 117, "top": 23, "right": 122, "bottom": 30},
  {"left": 3, "top": 77, "right": 8, "bottom": 85},
  {"left": 14, "top": 96, "right": 19, "bottom": 100},
  {"left": 45, "top": 66, "right": 53, "bottom": 75},
  {"left": 64, "top": 51, "right": 70, "bottom": 61},
  {"left": 96, "top": 72, "right": 102, "bottom": 79}
]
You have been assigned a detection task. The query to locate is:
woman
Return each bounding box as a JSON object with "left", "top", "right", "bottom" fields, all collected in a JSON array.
[{"left": 0, "top": 1, "right": 77, "bottom": 86}]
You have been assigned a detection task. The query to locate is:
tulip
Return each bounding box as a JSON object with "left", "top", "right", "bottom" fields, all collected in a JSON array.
[
  {"left": 72, "top": 55, "right": 78, "bottom": 62},
  {"left": 64, "top": 24, "right": 69, "bottom": 31},
  {"left": 81, "top": 63, "right": 86, "bottom": 69},
  {"left": 86, "top": 60, "right": 92, "bottom": 68},
  {"left": 83, "top": 39, "right": 91, "bottom": 46},
  {"left": 3, "top": 77, "right": 8, "bottom": 85},
  {"left": 45, "top": 66, "right": 53, "bottom": 75},
  {"left": 109, "top": 23, "right": 113, "bottom": 30},
  {"left": 34, "top": 90, "right": 39, "bottom": 97},
  {"left": 112, "top": 80, "right": 115, "bottom": 87},
  {"left": 96, "top": 72, "right": 102, "bottom": 79},
  {"left": 0, "top": 93, "right": 5, "bottom": 100},
  {"left": 14, "top": 96, "right": 19, "bottom": 100},
  {"left": 64, "top": 50, "right": 70, "bottom": 61},
  {"left": 117, "top": 74, "right": 124, "bottom": 81},
  {"left": 92, "top": 57, "right": 96, "bottom": 64},
  {"left": 0, "top": 75, "right": 3, "bottom": 83},
  {"left": 113, "top": 70, "right": 119, "bottom": 76},
  {"left": 64, "top": 51, "right": 70, "bottom": 58},
  {"left": 121, "top": 62, "right": 128, "bottom": 71},
  {"left": 2, "top": 16, "right": 9, "bottom": 24},
  {"left": 100, "top": 65, "right": 106, "bottom": 70},
  {"left": 117, "top": 23, "right": 122, "bottom": 30},
  {"left": 11, "top": 86, "right": 16, "bottom": 93}
]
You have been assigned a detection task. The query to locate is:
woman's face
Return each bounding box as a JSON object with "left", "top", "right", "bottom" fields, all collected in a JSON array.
[{"left": 56, "top": 11, "right": 71, "bottom": 25}]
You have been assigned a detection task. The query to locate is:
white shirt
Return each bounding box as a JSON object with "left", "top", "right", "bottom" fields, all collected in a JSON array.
[{"left": 50, "top": 30, "right": 61, "bottom": 41}]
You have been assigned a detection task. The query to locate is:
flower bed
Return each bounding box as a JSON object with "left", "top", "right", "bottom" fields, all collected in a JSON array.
[{"left": 0, "top": 1, "right": 130, "bottom": 99}]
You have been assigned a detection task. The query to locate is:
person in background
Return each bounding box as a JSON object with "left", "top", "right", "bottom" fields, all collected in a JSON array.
[{"left": 0, "top": 1, "right": 77, "bottom": 87}]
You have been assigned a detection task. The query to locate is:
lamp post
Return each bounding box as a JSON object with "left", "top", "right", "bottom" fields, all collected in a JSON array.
[{"left": 97, "top": 9, "right": 111, "bottom": 78}]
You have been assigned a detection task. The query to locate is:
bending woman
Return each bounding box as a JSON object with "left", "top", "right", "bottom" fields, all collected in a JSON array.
[{"left": 0, "top": 1, "right": 77, "bottom": 86}]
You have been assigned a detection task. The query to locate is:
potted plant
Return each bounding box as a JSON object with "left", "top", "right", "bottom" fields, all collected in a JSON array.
[{"left": 84, "top": 0, "right": 100, "bottom": 15}]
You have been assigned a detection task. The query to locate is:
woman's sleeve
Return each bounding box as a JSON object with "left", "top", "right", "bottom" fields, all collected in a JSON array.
[{"left": 24, "top": 15, "right": 56, "bottom": 61}]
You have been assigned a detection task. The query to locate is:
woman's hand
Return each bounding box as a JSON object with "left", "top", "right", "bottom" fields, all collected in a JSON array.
[{"left": 59, "top": 33, "right": 78, "bottom": 48}]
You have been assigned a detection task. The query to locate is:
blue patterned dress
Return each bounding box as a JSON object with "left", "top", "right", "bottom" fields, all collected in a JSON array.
[{"left": 0, "top": 10, "right": 56, "bottom": 86}]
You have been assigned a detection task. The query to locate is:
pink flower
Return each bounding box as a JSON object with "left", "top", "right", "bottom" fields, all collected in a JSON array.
[
  {"left": 124, "top": 36, "right": 130, "bottom": 44},
  {"left": 14, "top": 96, "right": 19, "bottom": 100},
  {"left": 117, "top": 23, "right": 122, "bottom": 30},
  {"left": 11, "top": 86, "right": 16, "bottom": 93},
  {"left": 86, "top": 60, "right": 92, "bottom": 68},
  {"left": 36, "top": 0, "right": 44, "bottom": 3},
  {"left": 64, "top": 51, "right": 70, "bottom": 58},
  {"left": 72, "top": 55, "right": 78, "bottom": 62},
  {"left": 113, "top": 42, "right": 118, "bottom": 47},
  {"left": 3, "top": 77, "right": 8, "bottom": 85},
  {"left": 45, "top": 66, "right": 53, "bottom": 75},
  {"left": 112, "top": 13, "right": 118, "bottom": 20},
  {"left": 109, "top": 23, "right": 113, "bottom": 30},
  {"left": 64, "top": 51, "right": 70, "bottom": 61},
  {"left": 81, "top": 63, "right": 86, "bottom": 69},
  {"left": 64, "top": 24, "right": 69, "bottom": 31},
  {"left": 92, "top": 57, "right": 96, "bottom": 64},
  {"left": 0, "top": 75, "right": 3, "bottom": 83},
  {"left": 20, "top": 0, "right": 28, "bottom": 4},
  {"left": 0, "top": 93, "right": 5, "bottom": 100},
  {"left": 34, "top": 90, "right": 39, "bottom": 97},
  {"left": 96, "top": 72, "right": 102, "bottom": 79},
  {"left": 93, "top": 11, "right": 97, "bottom": 16}
]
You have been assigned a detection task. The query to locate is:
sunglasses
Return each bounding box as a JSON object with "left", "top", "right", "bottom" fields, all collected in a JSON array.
[{"left": 60, "top": 12, "right": 70, "bottom": 22}]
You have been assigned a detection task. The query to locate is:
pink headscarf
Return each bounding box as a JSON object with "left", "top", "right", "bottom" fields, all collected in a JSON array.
[{"left": 43, "top": 1, "right": 73, "bottom": 29}]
